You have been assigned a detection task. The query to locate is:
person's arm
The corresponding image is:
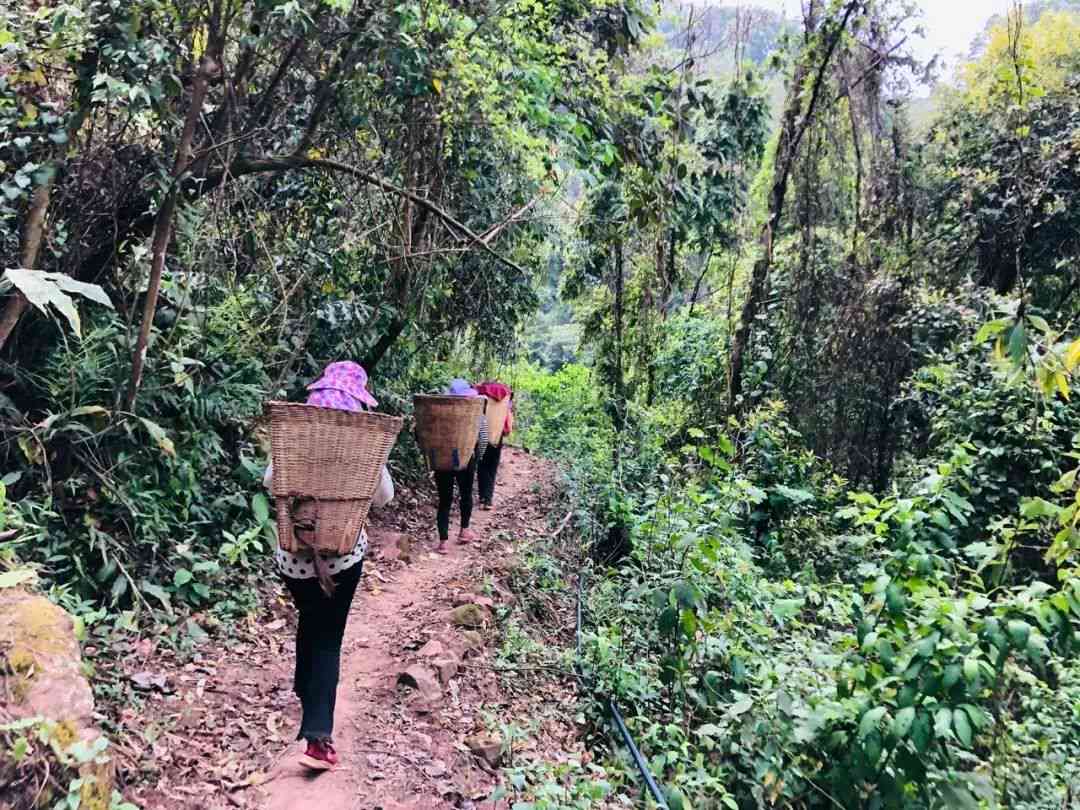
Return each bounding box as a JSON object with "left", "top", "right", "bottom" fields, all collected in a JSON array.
[
  {"left": 262, "top": 462, "right": 273, "bottom": 490},
  {"left": 372, "top": 465, "right": 394, "bottom": 507}
]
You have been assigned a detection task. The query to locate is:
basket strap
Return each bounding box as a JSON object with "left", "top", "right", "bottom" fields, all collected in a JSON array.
[{"left": 288, "top": 495, "right": 336, "bottom": 597}]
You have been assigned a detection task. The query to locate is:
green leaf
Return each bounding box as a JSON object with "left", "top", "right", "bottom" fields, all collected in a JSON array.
[
  {"left": 911, "top": 711, "right": 932, "bottom": 753},
  {"left": 665, "top": 786, "right": 687, "bottom": 810},
  {"left": 943, "top": 663, "right": 962, "bottom": 689},
  {"left": 953, "top": 708, "right": 973, "bottom": 746},
  {"left": 173, "top": 569, "right": 193, "bottom": 587},
  {"left": 885, "top": 583, "right": 906, "bottom": 616},
  {"left": 937, "top": 783, "right": 980, "bottom": 810},
  {"left": 70, "top": 405, "right": 109, "bottom": 418},
  {"left": 934, "top": 707, "right": 952, "bottom": 737},
  {"left": 138, "top": 417, "right": 176, "bottom": 458},
  {"left": 1006, "top": 620, "right": 1031, "bottom": 649},
  {"left": 252, "top": 492, "right": 270, "bottom": 524},
  {"left": 973, "top": 318, "right": 1009, "bottom": 343},
  {"left": 109, "top": 574, "right": 128, "bottom": 602},
  {"left": 963, "top": 656, "right": 979, "bottom": 683},
  {"left": 1026, "top": 314, "right": 1051, "bottom": 335},
  {"left": 858, "top": 706, "right": 887, "bottom": 739},
  {"left": 141, "top": 582, "right": 172, "bottom": 613},
  {"left": 961, "top": 704, "right": 989, "bottom": 731},
  {"left": 1, "top": 269, "right": 112, "bottom": 337},
  {"left": 772, "top": 598, "right": 805, "bottom": 621},
  {"left": 915, "top": 632, "right": 939, "bottom": 658},
  {"left": 1007, "top": 321, "right": 1027, "bottom": 365},
  {"left": 892, "top": 706, "right": 916, "bottom": 738}
]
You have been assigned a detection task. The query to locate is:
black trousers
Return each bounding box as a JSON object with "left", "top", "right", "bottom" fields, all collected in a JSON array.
[
  {"left": 477, "top": 442, "right": 503, "bottom": 504},
  {"left": 282, "top": 561, "right": 362, "bottom": 742},
  {"left": 435, "top": 457, "right": 476, "bottom": 540}
]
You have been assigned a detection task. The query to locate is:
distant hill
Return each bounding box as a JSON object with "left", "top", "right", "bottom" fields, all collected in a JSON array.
[{"left": 657, "top": 2, "right": 796, "bottom": 67}]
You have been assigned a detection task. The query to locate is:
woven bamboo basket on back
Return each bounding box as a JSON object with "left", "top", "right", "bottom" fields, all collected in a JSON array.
[
  {"left": 412, "top": 394, "right": 484, "bottom": 471},
  {"left": 484, "top": 396, "right": 511, "bottom": 446},
  {"left": 267, "top": 402, "right": 403, "bottom": 554}
]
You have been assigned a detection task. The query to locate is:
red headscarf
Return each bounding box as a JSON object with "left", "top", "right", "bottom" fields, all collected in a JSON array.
[
  {"left": 475, "top": 381, "right": 510, "bottom": 401},
  {"left": 476, "top": 381, "right": 513, "bottom": 436}
]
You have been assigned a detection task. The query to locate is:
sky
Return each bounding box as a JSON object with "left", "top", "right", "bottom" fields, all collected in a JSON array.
[{"left": 720, "top": 0, "right": 1016, "bottom": 66}]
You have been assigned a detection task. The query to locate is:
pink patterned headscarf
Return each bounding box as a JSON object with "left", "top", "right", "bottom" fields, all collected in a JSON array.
[{"left": 305, "top": 361, "right": 378, "bottom": 412}]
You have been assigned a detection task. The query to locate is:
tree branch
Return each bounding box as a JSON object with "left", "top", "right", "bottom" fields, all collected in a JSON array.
[{"left": 229, "top": 155, "right": 531, "bottom": 276}]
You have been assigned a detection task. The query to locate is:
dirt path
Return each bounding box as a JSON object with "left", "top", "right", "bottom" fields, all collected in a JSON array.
[
  {"left": 256, "top": 446, "right": 553, "bottom": 810},
  {"left": 118, "top": 447, "right": 582, "bottom": 810}
]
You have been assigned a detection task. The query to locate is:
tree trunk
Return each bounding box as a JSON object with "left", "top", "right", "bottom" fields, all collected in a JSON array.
[
  {"left": 0, "top": 185, "right": 53, "bottom": 349},
  {"left": 0, "top": 43, "right": 100, "bottom": 352},
  {"left": 363, "top": 317, "right": 407, "bottom": 374},
  {"left": 125, "top": 47, "right": 220, "bottom": 411},
  {"left": 612, "top": 238, "right": 626, "bottom": 433},
  {"left": 726, "top": 0, "right": 857, "bottom": 414}
]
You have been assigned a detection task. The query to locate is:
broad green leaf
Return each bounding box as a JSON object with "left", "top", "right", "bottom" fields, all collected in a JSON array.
[
  {"left": 141, "top": 582, "right": 172, "bottom": 613},
  {"left": 1, "top": 268, "right": 112, "bottom": 337},
  {"left": 934, "top": 707, "right": 952, "bottom": 736},
  {"left": 943, "top": 663, "right": 962, "bottom": 689},
  {"left": 173, "top": 568, "right": 193, "bottom": 587},
  {"left": 953, "top": 708, "right": 973, "bottom": 746},
  {"left": 911, "top": 711, "right": 932, "bottom": 753},
  {"left": 772, "top": 598, "right": 804, "bottom": 621},
  {"left": 963, "top": 656, "right": 979, "bottom": 683},
  {"left": 1007, "top": 620, "right": 1031, "bottom": 649},
  {"left": 961, "top": 704, "right": 989, "bottom": 731},
  {"left": 252, "top": 492, "right": 270, "bottom": 524},
  {"left": 1026, "top": 314, "right": 1051, "bottom": 335},
  {"left": 729, "top": 697, "right": 754, "bottom": 717},
  {"left": 892, "top": 706, "right": 916, "bottom": 738},
  {"left": 915, "top": 632, "right": 939, "bottom": 658},
  {"left": 858, "top": 706, "right": 887, "bottom": 739},
  {"left": 973, "top": 318, "right": 1009, "bottom": 343},
  {"left": 1007, "top": 322, "right": 1027, "bottom": 365}
]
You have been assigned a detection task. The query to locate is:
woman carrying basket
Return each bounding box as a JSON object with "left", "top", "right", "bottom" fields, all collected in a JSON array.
[
  {"left": 475, "top": 381, "right": 513, "bottom": 510},
  {"left": 434, "top": 378, "right": 487, "bottom": 554},
  {"left": 263, "top": 361, "right": 393, "bottom": 771}
]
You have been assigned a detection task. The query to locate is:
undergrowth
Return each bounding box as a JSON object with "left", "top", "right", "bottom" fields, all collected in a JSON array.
[{"left": 508, "top": 346, "right": 1080, "bottom": 810}]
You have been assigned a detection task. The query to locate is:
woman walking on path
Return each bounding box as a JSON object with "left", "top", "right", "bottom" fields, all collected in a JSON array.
[
  {"left": 434, "top": 378, "right": 487, "bottom": 554},
  {"left": 475, "top": 381, "right": 512, "bottom": 510},
  {"left": 263, "top": 361, "right": 393, "bottom": 772}
]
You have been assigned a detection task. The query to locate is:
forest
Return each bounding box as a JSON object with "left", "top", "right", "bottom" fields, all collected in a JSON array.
[{"left": 1, "top": 0, "right": 1079, "bottom": 807}]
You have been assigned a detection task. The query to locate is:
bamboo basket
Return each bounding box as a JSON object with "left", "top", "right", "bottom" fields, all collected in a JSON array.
[
  {"left": 267, "top": 402, "right": 403, "bottom": 554},
  {"left": 484, "top": 396, "right": 511, "bottom": 446},
  {"left": 412, "top": 394, "right": 484, "bottom": 471}
]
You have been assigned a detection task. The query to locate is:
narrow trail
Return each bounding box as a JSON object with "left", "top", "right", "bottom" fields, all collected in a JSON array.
[{"left": 257, "top": 447, "right": 555, "bottom": 810}]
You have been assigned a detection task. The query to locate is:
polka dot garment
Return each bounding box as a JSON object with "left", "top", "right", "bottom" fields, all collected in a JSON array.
[{"left": 274, "top": 530, "right": 368, "bottom": 580}]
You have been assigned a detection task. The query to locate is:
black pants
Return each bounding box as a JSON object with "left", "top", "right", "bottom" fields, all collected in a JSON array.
[
  {"left": 282, "top": 561, "right": 362, "bottom": 742},
  {"left": 435, "top": 458, "right": 476, "bottom": 540},
  {"left": 478, "top": 442, "right": 503, "bottom": 505}
]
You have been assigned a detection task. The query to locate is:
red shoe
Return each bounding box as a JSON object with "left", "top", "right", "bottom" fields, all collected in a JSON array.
[{"left": 299, "top": 739, "right": 338, "bottom": 771}]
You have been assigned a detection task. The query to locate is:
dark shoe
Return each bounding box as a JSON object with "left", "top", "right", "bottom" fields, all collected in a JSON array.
[
  {"left": 299, "top": 739, "right": 338, "bottom": 771},
  {"left": 480, "top": 501, "right": 493, "bottom": 510}
]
